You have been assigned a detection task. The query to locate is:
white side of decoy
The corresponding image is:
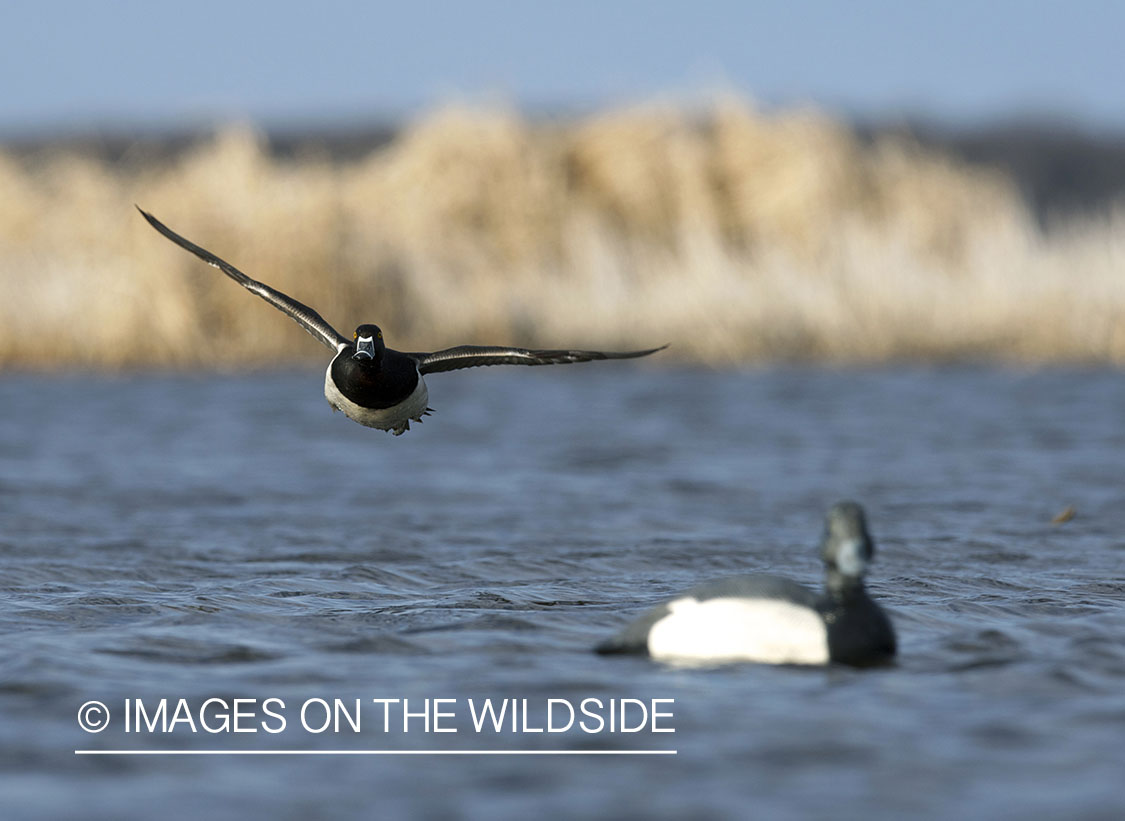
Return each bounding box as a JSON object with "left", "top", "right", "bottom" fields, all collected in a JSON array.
[{"left": 647, "top": 595, "right": 830, "bottom": 665}]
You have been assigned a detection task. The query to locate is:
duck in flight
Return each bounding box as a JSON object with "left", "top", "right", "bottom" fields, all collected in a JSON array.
[{"left": 138, "top": 208, "right": 666, "bottom": 434}]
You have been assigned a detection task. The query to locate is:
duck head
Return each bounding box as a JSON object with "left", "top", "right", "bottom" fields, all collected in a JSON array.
[
  {"left": 821, "top": 501, "right": 875, "bottom": 580},
  {"left": 353, "top": 324, "right": 385, "bottom": 364}
]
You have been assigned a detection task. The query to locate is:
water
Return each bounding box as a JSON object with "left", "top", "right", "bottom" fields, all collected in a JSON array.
[{"left": 1, "top": 366, "right": 1123, "bottom": 819}]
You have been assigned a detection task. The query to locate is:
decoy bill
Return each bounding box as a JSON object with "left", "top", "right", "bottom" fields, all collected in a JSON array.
[{"left": 138, "top": 208, "right": 666, "bottom": 434}]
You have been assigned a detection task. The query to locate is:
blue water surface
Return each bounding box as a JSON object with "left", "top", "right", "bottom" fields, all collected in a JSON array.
[{"left": 1, "top": 366, "right": 1123, "bottom": 819}]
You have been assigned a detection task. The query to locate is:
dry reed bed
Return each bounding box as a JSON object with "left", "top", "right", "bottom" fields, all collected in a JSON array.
[{"left": 1, "top": 97, "right": 1123, "bottom": 369}]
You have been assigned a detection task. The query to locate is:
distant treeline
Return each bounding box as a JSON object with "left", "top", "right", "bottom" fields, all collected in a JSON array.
[
  {"left": 1, "top": 98, "right": 1123, "bottom": 369},
  {"left": 868, "top": 122, "right": 1125, "bottom": 223},
  {"left": 9, "top": 116, "right": 1124, "bottom": 221}
]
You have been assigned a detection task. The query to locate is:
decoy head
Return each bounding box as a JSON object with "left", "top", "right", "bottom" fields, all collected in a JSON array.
[
  {"left": 353, "top": 324, "right": 385, "bottom": 362},
  {"left": 820, "top": 501, "right": 875, "bottom": 579}
]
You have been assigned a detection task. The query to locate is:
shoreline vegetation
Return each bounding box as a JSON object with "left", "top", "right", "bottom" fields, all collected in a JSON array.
[{"left": 2, "top": 97, "right": 1123, "bottom": 370}]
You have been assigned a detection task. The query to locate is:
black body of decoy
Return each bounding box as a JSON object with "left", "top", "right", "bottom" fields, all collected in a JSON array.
[
  {"left": 139, "top": 208, "right": 666, "bottom": 434},
  {"left": 596, "top": 501, "right": 896, "bottom": 667}
]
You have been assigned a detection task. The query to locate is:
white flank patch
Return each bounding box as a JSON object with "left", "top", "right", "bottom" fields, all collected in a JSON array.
[
  {"left": 323, "top": 359, "right": 430, "bottom": 434},
  {"left": 647, "top": 596, "right": 830, "bottom": 665}
]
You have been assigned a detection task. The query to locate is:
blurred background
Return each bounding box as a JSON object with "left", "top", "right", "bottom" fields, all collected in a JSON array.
[{"left": 2, "top": 0, "right": 1123, "bottom": 369}]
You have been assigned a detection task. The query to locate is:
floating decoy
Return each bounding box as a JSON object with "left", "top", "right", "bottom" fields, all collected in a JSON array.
[{"left": 596, "top": 502, "right": 896, "bottom": 667}]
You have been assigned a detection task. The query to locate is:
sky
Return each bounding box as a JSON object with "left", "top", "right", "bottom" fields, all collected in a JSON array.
[{"left": 1, "top": 0, "right": 1123, "bottom": 136}]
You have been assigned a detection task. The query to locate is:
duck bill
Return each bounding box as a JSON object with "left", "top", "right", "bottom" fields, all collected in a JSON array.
[
  {"left": 354, "top": 337, "right": 376, "bottom": 360},
  {"left": 834, "top": 537, "right": 870, "bottom": 577}
]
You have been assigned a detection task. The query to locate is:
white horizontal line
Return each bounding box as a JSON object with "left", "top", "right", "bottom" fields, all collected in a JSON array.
[{"left": 75, "top": 749, "right": 677, "bottom": 756}]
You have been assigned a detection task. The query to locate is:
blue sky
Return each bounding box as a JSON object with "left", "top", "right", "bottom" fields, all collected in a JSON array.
[{"left": 1, "top": 0, "right": 1122, "bottom": 135}]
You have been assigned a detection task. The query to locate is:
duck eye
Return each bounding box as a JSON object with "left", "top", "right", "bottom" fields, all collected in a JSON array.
[
  {"left": 353, "top": 331, "right": 358, "bottom": 340},
  {"left": 377, "top": 331, "right": 383, "bottom": 339}
]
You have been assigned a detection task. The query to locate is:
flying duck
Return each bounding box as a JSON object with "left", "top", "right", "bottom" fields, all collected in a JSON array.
[
  {"left": 138, "top": 208, "right": 666, "bottom": 434},
  {"left": 596, "top": 502, "right": 896, "bottom": 667}
]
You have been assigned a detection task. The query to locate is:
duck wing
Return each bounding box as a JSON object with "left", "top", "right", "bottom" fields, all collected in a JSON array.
[
  {"left": 409, "top": 344, "right": 668, "bottom": 375},
  {"left": 138, "top": 207, "right": 349, "bottom": 352}
]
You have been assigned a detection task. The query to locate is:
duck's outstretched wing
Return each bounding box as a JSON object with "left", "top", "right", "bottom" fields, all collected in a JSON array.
[
  {"left": 137, "top": 207, "right": 349, "bottom": 352},
  {"left": 408, "top": 344, "right": 668, "bottom": 375}
]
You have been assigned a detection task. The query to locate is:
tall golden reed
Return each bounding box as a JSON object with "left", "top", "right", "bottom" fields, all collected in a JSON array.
[{"left": 1, "top": 96, "right": 1123, "bottom": 369}]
